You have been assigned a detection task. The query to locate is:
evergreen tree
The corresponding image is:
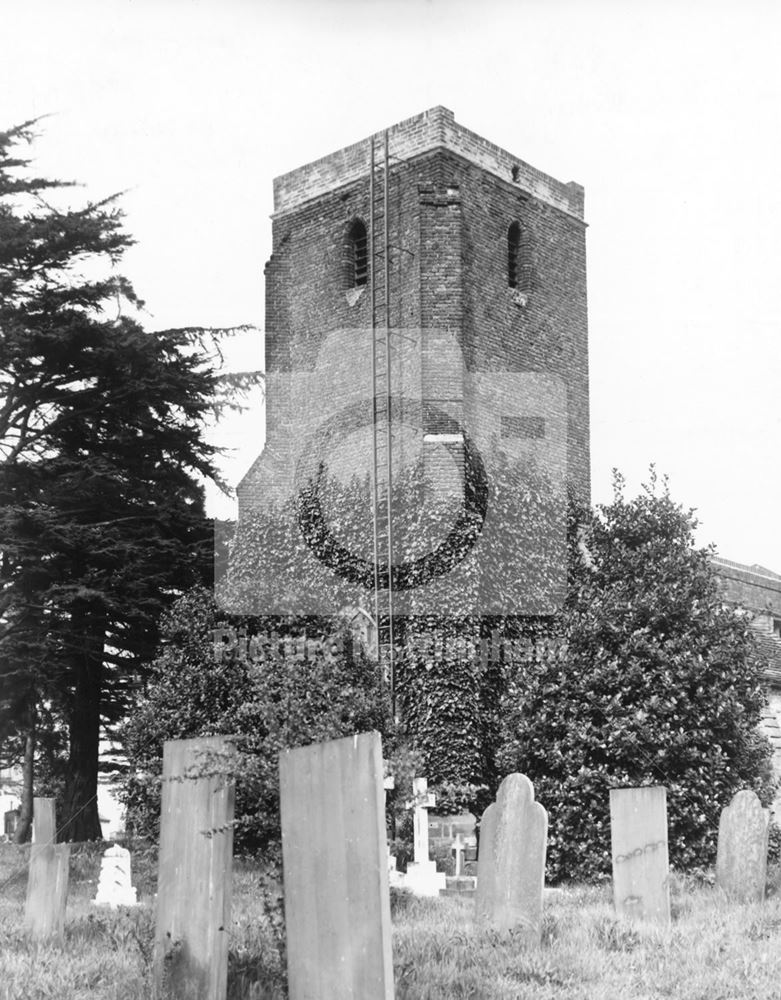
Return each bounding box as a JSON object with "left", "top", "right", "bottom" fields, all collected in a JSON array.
[{"left": 0, "top": 120, "right": 256, "bottom": 840}]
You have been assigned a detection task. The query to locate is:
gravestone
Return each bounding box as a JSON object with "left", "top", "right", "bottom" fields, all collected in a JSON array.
[
  {"left": 716, "top": 789, "right": 770, "bottom": 903},
  {"left": 4, "top": 807, "right": 18, "bottom": 839},
  {"left": 610, "top": 786, "right": 670, "bottom": 926},
  {"left": 153, "top": 736, "right": 235, "bottom": 1000},
  {"left": 475, "top": 802, "right": 498, "bottom": 919},
  {"left": 279, "top": 731, "right": 394, "bottom": 1000},
  {"left": 452, "top": 833, "right": 466, "bottom": 876},
  {"left": 383, "top": 774, "right": 404, "bottom": 889},
  {"left": 93, "top": 844, "right": 138, "bottom": 908},
  {"left": 32, "top": 796, "right": 55, "bottom": 845},
  {"left": 403, "top": 777, "right": 447, "bottom": 897},
  {"left": 474, "top": 773, "right": 547, "bottom": 943},
  {"left": 25, "top": 798, "right": 69, "bottom": 943}
]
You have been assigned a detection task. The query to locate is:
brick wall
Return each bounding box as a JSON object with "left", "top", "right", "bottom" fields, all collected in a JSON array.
[
  {"left": 239, "top": 111, "right": 589, "bottom": 517},
  {"left": 711, "top": 557, "right": 781, "bottom": 816}
]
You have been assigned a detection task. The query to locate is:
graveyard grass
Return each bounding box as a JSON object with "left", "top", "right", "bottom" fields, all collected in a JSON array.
[{"left": 4, "top": 845, "right": 781, "bottom": 999}]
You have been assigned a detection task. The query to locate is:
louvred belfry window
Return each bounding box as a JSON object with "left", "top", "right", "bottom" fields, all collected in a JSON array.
[
  {"left": 508, "top": 221, "right": 521, "bottom": 289},
  {"left": 348, "top": 219, "right": 368, "bottom": 288}
]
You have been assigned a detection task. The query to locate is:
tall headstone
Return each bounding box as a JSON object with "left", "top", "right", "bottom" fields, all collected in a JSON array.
[
  {"left": 153, "top": 736, "right": 235, "bottom": 1000},
  {"left": 610, "top": 786, "right": 670, "bottom": 926},
  {"left": 716, "top": 789, "right": 770, "bottom": 903},
  {"left": 93, "top": 844, "right": 138, "bottom": 908},
  {"left": 25, "top": 798, "right": 69, "bottom": 943},
  {"left": 474, "top": 773, "right": 547, "bottom": 943},
  {"left": 403, "top": 777, "right": 447, "bottom": 897},
  {"left": 474, "top": 801, "right": 498, "bottom": 920},
  {"left": 31, "top": 796, "right": 55, "bottom": 845},
  {"left": 279, "top": 731, "right": 394, "bottom": 1000}
]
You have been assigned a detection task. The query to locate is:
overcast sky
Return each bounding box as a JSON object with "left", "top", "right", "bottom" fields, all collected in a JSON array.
[{"left": 3, "top": 0, "right": 780, "bottom": 570}]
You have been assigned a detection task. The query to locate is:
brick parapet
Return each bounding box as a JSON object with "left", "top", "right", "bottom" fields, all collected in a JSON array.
[{"left": 272, "top": 107, "right": 584, "bottom": 221}]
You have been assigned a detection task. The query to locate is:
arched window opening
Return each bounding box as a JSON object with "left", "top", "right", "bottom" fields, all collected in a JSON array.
[
  {"left": 507, "top": 221, "right": 520, "bottom": 289},
  {"left": 348, "top": 219, "right": 368, "bottom": 288}
]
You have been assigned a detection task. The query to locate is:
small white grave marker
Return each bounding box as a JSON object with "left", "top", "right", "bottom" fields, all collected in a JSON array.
[
  {"left": 93, "top": 844, "right": 137, "bottom": 908},
  {"left": 403, "top": 777, "right": 446, "bottom": 897},
  {"left": 452, "top": 833, "right": 466, "bottom": 876},
  {"left": 383, "top": 774, "right": 404, "bottom": 887}
]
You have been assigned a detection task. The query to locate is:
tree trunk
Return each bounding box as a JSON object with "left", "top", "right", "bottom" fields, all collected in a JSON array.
[
  {"left": 60, "top": 601, "right": 105, "bottom": 842},
  {"left": 12, "top": 724, "right": 35, "bottom": 844}
]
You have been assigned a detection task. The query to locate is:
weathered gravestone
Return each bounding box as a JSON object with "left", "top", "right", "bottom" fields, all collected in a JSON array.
[
  {"left": 474, "top": 773, "right": 547, "bottom": 943},
  {"left": 610, "top": 786, "right": 670, "bottom": 926},
  {"left": 404, "top": 777, "right": 447, "bottom": 897},
  {"left": 279, "top": 731, "right": 394, "bottom": 1000},
  {"left": 716, "top": 789, "right": 770, "bottom": 903},
  {"left": 474, "top": 802, "right": 497, "bottom": 918},
  {"left": 93, "top": 844, "right": 138, "bottom": 908},
  {"left": 32, "top": 795, "right": 56, "bottom": 845},
  {"left": 153, "top": 736, "right": 235, "bottom": 1000},
  {"left": 4, "top": 807, "right": 19, "bottom": 840},
  {"left": 25, "top": 797, "right": 70, "bottom": 943}
]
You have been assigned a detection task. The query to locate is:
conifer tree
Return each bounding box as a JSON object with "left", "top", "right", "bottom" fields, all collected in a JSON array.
[{"left": 0, "top": 120, "right": 256, "bottom": 840}]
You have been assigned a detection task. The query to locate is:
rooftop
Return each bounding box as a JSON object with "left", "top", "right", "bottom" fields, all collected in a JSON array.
[
  {"left": 272, "top": 106, "right": 584, "bottom": 221},
  {"left": 712, "top": 556, "right": 781, "bottom": 587}
]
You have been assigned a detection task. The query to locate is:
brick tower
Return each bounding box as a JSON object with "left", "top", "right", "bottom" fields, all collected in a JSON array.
[{"left": 234, "top": 107, "right": 590, "bottom": 626}]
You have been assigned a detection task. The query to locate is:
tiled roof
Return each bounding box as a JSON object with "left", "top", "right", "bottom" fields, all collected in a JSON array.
[{"left": 750, "top": 620, "right": 781, "bottom": 685}]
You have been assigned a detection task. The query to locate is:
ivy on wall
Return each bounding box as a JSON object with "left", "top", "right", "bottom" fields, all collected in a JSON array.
[{"left": 222, "top": 450, "right": 564, "bottom": 819}]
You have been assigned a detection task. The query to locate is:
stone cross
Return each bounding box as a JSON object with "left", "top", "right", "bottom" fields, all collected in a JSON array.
[
  {"left": 452, "top": 833, "right": 466, "bottom": 877},
  {"left": 403, "top": 777, "right": 446, "bottom": 897},
  {"left": 406, "top": 777, "right": 436, "bottom": 865},
  {"left": 716, "top": 789, "right": 770, "bottom": 903}
]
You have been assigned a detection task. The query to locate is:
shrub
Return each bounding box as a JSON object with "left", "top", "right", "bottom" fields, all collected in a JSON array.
[
  {"left": 121, "top": 587, "right": 390, "bottom": 851},
  {"left": 499, "top": 471, "right": 776, "bottom": 882}
]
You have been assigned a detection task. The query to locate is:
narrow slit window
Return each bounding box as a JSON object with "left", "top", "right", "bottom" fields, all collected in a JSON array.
[
  {"left": 349, "top": 219, "right": 368, "bottom": 288},
  {"left": 508, "top": 221, "right": 520, "bottom": 289}
]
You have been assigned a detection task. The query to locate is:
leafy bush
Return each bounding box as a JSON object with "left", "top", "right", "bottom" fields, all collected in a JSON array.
[
  {"left": 499, "top": 471, "right": 776, "bottom": 882},
  {"left": 121, "top": 587, "right": 390, "bottom": 851}
]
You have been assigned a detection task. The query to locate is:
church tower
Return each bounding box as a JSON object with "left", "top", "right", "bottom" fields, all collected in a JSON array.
[{"left": 234, "top": 107, "right": 589, "bottom": 638}]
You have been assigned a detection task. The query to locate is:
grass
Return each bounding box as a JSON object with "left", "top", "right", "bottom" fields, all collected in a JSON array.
[
  {"left": 3, "top": 843, "right": 781, "bottom": 999},
  {"left": 392, "top": 880, "right": 781, "bottom": 999}
]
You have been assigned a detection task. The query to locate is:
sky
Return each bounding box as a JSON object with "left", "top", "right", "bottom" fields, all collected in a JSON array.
[{"left": 2, "top": 0, "right": 780, "bottom": 569}]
